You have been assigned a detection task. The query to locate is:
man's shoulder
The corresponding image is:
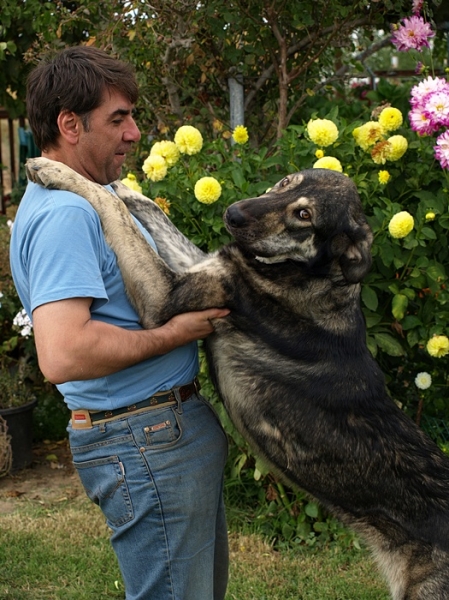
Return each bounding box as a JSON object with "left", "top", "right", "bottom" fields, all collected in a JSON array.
[{"left": 24, "top": 181, "right": 99, "bottom": 211}]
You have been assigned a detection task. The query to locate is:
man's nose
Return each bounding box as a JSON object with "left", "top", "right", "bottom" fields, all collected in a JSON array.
[{"left": 124, "top": 119, "right": 141, "bottom": 143}]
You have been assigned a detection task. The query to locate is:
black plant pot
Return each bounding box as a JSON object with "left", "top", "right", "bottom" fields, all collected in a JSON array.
[{"left": 0, "top": 398, "right": 38, "bottom": 471}]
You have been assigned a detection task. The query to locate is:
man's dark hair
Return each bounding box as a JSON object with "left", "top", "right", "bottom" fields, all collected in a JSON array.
[{"left": 26, "top": 46, "right": 139, "bottom": 151}]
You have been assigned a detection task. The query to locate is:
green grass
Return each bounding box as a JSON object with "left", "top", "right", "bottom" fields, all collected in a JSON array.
[
  {"left": 0, "top": 500, "right": 122, "bottom": 599},
  {"left": 0, "top": 495, "right": 390, "bottom": 600}
]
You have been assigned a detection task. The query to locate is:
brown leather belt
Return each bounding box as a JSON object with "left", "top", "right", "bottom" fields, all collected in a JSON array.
[{"left": 71, "top": 379, "right": 199, "bottom": 429}]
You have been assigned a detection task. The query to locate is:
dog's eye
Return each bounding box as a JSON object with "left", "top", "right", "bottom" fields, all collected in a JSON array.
[
  {"left": 279, "top": 177, "right": 290, "bottom": 188},
  {"left": 294, "top": 209, "right": 311, "bottom": 220}
]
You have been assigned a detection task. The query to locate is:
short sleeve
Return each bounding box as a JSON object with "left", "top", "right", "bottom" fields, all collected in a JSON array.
[{"left": 23, "top": 202, "right": 109, "bottom": 313}]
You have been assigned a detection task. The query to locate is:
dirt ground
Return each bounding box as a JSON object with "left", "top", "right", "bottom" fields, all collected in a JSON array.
[{"left": 0, "top": 439, "right": 82, "bottom": 513}]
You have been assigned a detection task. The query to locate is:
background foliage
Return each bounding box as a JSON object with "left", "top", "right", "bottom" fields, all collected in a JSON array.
[
  {"left": 1, "top": 0, "right": 448, "bottom": 131},
  {"left": 1, "top": 0, "right": 449, "bottom": 547}
]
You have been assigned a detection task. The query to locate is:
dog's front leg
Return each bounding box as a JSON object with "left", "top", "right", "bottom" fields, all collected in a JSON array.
[
  {"left": 26, "top": 157, "right": 179, "bottom": 329},
  {"left": 112, "top": 180, "right": 206, "bottom": 272}
]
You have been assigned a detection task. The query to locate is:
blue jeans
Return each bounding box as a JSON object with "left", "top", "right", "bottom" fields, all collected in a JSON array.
[{"left": 68, "top": 393, "right": 229, "bottom": 600}]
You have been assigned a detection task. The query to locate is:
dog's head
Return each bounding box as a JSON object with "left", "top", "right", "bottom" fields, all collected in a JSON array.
[{"left": 224, "top": 169, "right": 373, "bottom": 283}]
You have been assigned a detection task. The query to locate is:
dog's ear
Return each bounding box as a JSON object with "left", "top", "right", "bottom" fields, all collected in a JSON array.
[{"left": 332, "top": 223, "right": 373, "bottom": 283}]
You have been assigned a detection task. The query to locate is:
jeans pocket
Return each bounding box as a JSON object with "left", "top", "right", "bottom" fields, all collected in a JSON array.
[
  {"left": 142, "top": 407, "right": 182, "bottom": 448},
  {"left": 74, "top": 455, "right": 134, "bottom": 527}
]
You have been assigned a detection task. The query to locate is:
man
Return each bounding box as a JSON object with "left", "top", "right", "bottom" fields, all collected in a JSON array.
[{"left": 10, "top": 46, "right": 230, "bottom": 600}]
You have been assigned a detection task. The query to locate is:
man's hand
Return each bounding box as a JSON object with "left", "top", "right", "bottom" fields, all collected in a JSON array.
[{"left": 160, "top": 308, "right": 230, "bottom": 346}]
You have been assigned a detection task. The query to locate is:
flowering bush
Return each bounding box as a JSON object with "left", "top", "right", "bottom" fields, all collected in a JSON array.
[
  {"left": 288, "top": 106, "right": 449, "bottom": 422},
  {"left": 127, "top": 124, "right": 274, "bottom": 252},
  {"left": 124, "top": 79, "right": 449, "bottom": 427}
]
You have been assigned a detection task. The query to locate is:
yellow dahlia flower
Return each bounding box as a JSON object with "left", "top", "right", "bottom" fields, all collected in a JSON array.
[
  {"left": 142, "top": 154, "right": 168, "bottom": 182},
  {"left": 213, "top": 119, "right": 224, "bottom": 132},
  {"left": 427, "top": 335, "right": 449, "bottom": 358},
  {"left": 232, "top": 125, "right": 249, "bottom": 144},
  {"left": 378, "top": 170, "right": 391, "bottom": 184},
  {"left": 174, "top": 125, "right": 203, "bottom": 155},
  {"left": 194, "top": 177, "right": 222, "bottom": 204},
  {"left": 307, "top": 119, "right": 339, "bottom": 147},
  {"left": 313, "top": 156, "right": 343, "bottom": 172},
  {"left": 353, "top": 121, "right": 385, "bottom": 151},
  {"left": 386, "top": 135, "right": 408, "bottom": 161},
  {"left": 121, "top": 173, "right": 142, "bottom": 193},
  {"left": 425, "top": 212, "right": 436, "bottom": 221},
  {"left": 154, "top": 196, "right": 171, "bottom": 215},
  {"left": 378, "top": 107, "right": 403, "bottom": 132},
  {"left": 388, "top": 211, "right": 414, "bottom": 238},
  {"left": 315, "top": 149, "right": 324, "bottom": 159},
  {"left": 150, "top": 140, "right": 180, "bottom": 167},
  {"left": 371, "top": 141, "right": 391, "bottom": 165}
]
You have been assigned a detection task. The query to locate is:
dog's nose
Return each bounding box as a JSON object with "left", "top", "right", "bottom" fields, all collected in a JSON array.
[{"left": 225, "top": 205, "right": 248, "bottom": 228}]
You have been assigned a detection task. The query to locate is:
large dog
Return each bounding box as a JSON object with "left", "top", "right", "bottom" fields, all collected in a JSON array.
[{"left": 26, "top": 157, "right": 449, "bottom": 599}]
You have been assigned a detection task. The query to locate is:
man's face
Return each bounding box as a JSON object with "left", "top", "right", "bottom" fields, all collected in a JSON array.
[{"left": 76, "top": 88, "right": 141, "bottom": 185}]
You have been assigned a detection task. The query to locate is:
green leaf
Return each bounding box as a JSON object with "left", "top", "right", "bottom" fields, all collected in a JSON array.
[
  {"left": 391, "top": 294, "right": 408, "bottom": 321},
  {"left": 378, "top": 244, "right": 394, "bottom": 266},
  {"left": 282, "top": 523, "right": 294, "bottom": 539},
  {"left": 364, "top": 312, "right": 382, "bottom": 328},
  {"left": 406, "top": 328, "right": 421, "bottom": 348},
  {"left": 438, "top": 215, "right": 449, "bottom": 229},
  {"left": 402, "top": 288, "right": 415, "bottom": 300},
  {"left": 401, "top": 315, "right": 422, "bottom": 330},
  {"left": 374, "top": 333, "right": 405, "bottom": 356},
  {"left": 366, "top": 335, "right": 377, "bottom": 358},
  {"left": 305, "top": 502, "right": 319, "bottom": 518},
  {"left": 231, "top": 169, "right": 245, "bottom": 189},
  {"left": 427, "top": 264, "right": 446, "bottom": 282},
  {"left": 361, "top": 285, "right": 378, "bottom": 311},
  {"left": 296, "top": 521, "right": 311, "bottom": 540},
  {"left": 420, "top": 226, "right": 436, "bottom": 240},
  {"left": 416, "top": 256, "right": 429, "bottom": 268}
]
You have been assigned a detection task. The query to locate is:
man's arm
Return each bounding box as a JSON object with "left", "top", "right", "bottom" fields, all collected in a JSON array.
[{"left": 32, "top": 297, "right": 229, "bottom": 384}]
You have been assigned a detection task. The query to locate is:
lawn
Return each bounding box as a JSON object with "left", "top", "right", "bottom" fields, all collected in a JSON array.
[{"left": 0, "top": 486, "right": 390, "bottom": 600}]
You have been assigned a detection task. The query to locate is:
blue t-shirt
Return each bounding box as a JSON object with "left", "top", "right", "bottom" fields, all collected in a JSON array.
[{"left": 9, "top": 181, "right": 198, "bottom": 411}]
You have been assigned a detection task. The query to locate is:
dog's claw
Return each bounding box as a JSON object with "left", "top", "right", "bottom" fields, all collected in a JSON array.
[{"left": 25, "top": 158, "right": 64, "bottom": 189}]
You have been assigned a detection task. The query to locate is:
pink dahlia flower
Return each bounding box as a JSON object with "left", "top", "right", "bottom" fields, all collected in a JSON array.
[
  {"left": 411, "top": 77, "right": 449, "bottom": 108},
  {"left": 423, "top": 91, "right": 449, "bottom": 129},
  {"left": 434, "top": 130, "right": 449, "bottom": 169},
  {"left": 391, "top": 15, "right": 435, "bottom": 52},
  {"left": 409, "top": 106, "right": 439, "bottom": 135}
]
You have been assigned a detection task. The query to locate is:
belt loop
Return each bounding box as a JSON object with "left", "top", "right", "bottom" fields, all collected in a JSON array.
[
  {"left": 194, "top": 377, "right": 200, "bottom": 396},
  {"left": 173, "top": 387, "right": 183, "bottom": 415}
]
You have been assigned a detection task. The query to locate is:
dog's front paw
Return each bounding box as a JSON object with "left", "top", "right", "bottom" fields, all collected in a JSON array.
[{"left": 25, "top": 157, "right": 72, "bottom": 190}]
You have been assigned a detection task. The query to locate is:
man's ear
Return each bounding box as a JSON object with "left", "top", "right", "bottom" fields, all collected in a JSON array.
[{"left": 57, "top": 110, "right": 82, "bottom": 145}]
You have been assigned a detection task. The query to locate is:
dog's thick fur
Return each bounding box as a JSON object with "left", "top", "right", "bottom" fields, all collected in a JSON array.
[{"left": 26, "top": 157, "right": 449, "bottom": 599}]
